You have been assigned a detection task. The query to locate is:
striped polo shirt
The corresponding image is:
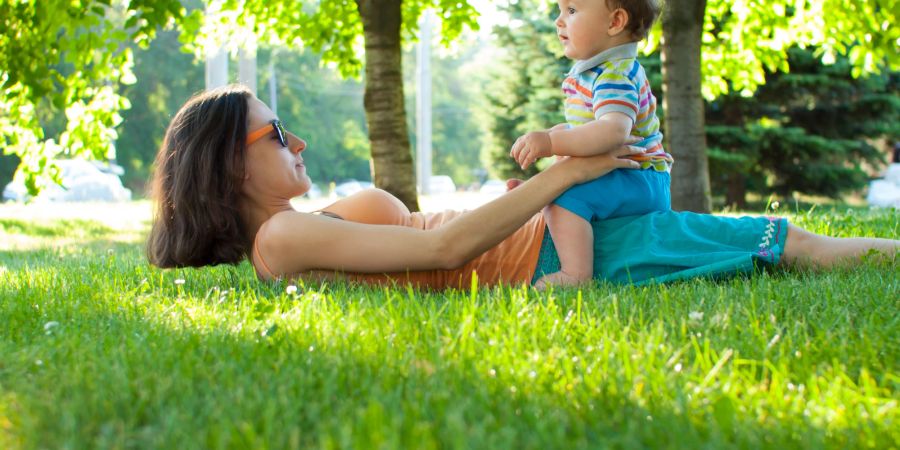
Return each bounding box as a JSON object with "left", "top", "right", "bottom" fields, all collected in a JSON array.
[{"left": 563, "top": 42, "right": 673, "bottom": 172}]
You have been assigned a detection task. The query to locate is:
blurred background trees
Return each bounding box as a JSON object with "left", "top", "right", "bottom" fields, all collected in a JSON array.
[
  {"left": 1, "top": 0, "right": 898, "bottom": 209},
  {"left": 706, "top": 47, "right": 899, "bottom": 208},
  {"left": 0, "top": 0, "right": 199, "bottom": 195}
]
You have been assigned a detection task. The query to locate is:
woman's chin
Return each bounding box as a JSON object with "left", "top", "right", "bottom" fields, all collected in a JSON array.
[{"left": 297, "top": 179, "right": 314, "bottom": 196}]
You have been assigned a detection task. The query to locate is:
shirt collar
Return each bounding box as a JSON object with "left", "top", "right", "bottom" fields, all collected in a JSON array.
[{"left": 570, "top": 42, "right": 639, "bottom": 75}]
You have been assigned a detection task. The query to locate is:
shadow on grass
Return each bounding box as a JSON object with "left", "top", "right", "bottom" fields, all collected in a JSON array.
[
  {"left": 0, "top": 307, "right": 796, "bottom": 449},
  {"left": 2, "top": 281, "right": 884, "bottom": 449},
  {"left": 2, "top": 229, "right": 898, "bottom": 448}
]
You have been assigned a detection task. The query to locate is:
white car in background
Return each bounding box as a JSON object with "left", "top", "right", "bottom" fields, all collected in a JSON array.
[
  {"left": 867, "top": 163, "right": 900, "bottom": 208},
  {"left": 303, "top": 183, "right": 323, "bottom": 199},
  {"left": 2, "top": 159, "right": 131, "bottom": 203},
  {"left": 426, "top": 175, "right": 457, "bottom": 195},
  {"left": 334, "top": 179, "right": 374, "bottom": 197},
  {"left": 478, "top": 179, "right": 507, "bottom": 196}
]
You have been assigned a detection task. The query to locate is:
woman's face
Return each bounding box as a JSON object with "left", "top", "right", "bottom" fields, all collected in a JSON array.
[{"left": 242, "top": 97, "right": 312, "bottom": 200}]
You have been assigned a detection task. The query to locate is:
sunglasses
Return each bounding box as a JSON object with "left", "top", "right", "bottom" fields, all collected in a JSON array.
[{"left": 246, "top": 119, "right": 289, "bottom": 148}]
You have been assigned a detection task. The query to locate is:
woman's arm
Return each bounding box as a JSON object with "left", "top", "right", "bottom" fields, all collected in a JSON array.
[{"left": 257, "top": 146, "right": 642, "bottom": 278}]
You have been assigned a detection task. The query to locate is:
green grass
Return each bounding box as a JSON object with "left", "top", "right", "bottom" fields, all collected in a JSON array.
[{"left": 0, "top": 204, "right": 898, "bottom": 449}]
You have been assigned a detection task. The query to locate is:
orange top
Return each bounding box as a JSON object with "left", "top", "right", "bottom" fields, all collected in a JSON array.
[{"left": 252, "top": 189, "right": 546, "bottom": 289}]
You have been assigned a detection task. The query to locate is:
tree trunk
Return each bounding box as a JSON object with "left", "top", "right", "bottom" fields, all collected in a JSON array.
[
  {"left": 661, "top": 0, "right": 711, "bottom": 212},
  {"left": 356, "top": 0, "right": 420, "bottom": 211},
  {"left": 726, "top": 173, "right": 747, "bottom": 209}
]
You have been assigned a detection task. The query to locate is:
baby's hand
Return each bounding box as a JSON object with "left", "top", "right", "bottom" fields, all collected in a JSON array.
[
  {"left": 626, "top": 135, "right": 644, "bottom": 145},
  {"left": 510, "top": 131, "right": 552, "bottom": 170}
]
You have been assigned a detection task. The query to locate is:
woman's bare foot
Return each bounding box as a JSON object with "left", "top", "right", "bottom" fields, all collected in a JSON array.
[{"left": 534, "top": 271, "right": 591, "bottom": 290}]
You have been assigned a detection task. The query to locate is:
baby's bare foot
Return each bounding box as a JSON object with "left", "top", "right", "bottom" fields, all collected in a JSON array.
[{"left": 534, "top": 271, "right": 591, "bottom": 290}]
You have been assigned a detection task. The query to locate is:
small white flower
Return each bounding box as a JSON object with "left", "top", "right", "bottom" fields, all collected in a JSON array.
[
  {"left": 689, "top": 311, "right": 704, "bottom": 322},
  {"left": 285, "top": 285, "right": 298, "bottom": 295},
  {"left": 43, "top": 321, "right": 59, "bottom": 332},
  {"left": 766, "top": 334, "right": 781, "bottom": 350},
  {"left": 174, "top": 279, "right": 186, "bottom": 285}
]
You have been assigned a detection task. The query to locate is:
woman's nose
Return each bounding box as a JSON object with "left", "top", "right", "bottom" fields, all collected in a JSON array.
[{"left": 288, "top": 133, "right": 306, "bottom": 154}]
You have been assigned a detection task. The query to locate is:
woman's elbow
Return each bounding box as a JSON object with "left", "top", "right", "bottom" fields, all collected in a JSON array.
[{"left": 433, "top": 235, "right": 469, "bottom": 270}]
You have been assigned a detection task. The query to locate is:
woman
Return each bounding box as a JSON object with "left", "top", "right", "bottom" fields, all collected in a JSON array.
[{"left": 148, "top": 86, "right": 898, "bottom": 289}]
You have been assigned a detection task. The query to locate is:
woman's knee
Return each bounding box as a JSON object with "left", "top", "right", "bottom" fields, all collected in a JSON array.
[{"left": 782, "top": 224, "right": 822, "bottom": 266}]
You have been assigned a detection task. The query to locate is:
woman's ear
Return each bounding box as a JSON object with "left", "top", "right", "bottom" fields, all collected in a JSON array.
[{"left": 608, "top": 8, "right": 629, "bottom": 36}]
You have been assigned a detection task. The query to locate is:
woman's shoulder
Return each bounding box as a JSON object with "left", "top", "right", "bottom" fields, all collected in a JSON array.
[
  {"left": 252, "top": 210, "right": 311, "bottom": 279},
  {"left": 257, "top": 209, "right": 332, "bottom": 249}
]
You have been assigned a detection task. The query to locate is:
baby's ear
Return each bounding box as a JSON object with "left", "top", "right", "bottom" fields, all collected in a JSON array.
[{"left": 608, "top": 8, "right": 630, "bottom": 36}]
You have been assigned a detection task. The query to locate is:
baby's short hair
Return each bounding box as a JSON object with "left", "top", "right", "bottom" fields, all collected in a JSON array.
[{"left": 607, "top": 0, "right": 661, "bottom": 40}]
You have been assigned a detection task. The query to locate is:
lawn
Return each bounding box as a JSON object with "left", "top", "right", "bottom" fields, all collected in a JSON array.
[{"left": 0, "top": 202, "right": 898, "bottom": 449}]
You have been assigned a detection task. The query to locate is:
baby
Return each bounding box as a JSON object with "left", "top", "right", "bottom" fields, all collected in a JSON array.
[{"left": 510, "top": 0, "right": 674, "bottom": 287}]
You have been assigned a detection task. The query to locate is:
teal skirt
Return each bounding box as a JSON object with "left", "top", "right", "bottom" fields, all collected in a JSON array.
[{"left": 532, "top": 211, "right": 789, "bottom": 285}]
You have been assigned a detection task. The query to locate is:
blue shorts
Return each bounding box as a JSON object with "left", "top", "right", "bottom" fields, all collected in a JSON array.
[{"left": 553, "top": 169, "right": 671, "bottom": 221}]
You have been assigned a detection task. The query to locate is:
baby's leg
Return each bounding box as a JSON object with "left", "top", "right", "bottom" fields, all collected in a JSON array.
[
  {"left": 782, "top": 224, "right": 899, "bottom": 269},
  {"left": 535, "top": 204, "right": 594, "bottom": 289}
]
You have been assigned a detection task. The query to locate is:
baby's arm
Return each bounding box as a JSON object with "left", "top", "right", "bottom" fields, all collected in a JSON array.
[
  {"left": 510, "top": 114, "right": 634, "bottom": 170},
  {"left": 549, "top": 112, "right": 632, "bottom": 156}
]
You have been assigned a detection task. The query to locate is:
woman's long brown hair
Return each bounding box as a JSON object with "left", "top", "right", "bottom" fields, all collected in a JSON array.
[{"left": 147, "top": 85, "right": 252, "bottom": 268}]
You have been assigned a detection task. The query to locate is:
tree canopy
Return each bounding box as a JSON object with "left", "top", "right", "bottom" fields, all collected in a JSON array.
[
  {"left": 198, "top": 0, "right": 479, "bottom": 209},
  {"left": 651, "top": 0, "right": 899, "bottom": 210},
  {"left": 2, "top": 0, "right": 898, "bottom": 205},
  {"left": 0, "top": 0, "right": 199, "bottom": 194},
  {"left": 206, "top": 0, "right": 477, "bottom": 77},
  {"left": 644, "top": 0, "right": 900, "bottom": 99}
]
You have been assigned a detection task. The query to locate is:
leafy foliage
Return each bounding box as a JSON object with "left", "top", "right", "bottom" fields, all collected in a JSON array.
[
  {"left": 404, "top": 44, "right": 490, "bottom": 186},
  {"left": 655, "top": 0, "right": 898, "bottom": 209},
  {"left": 0, "top": 0, "right": 202, "bottom": 195},
  {"left": 259, "top": 48, "right": 372, "bottom": 185},
  {"left": 481, "top": 0, "right": 567, "bottom": 180},
  {"left": 676, "top": 0, "right": 900, "bottom": 99},
  {"left": 706, "top": 47, "right": 899, "bottom": 206},
  {"left": 200, "top": 0, "right": 481, "bottom": 209},
  {"left": 117, "top": 26, "right": 204, "bottom": 193},
  {"left": 205, "top": 0, "right": 479, "bottom": 78}
]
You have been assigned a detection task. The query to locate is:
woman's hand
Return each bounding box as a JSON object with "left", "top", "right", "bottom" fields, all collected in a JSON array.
[{"left": 548, "top": 143, "right": 643, "bottom": 185}]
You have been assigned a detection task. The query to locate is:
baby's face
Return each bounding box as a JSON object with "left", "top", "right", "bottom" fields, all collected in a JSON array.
[{"left": 554, "top": 0, "right": 620, "bottom": 60}]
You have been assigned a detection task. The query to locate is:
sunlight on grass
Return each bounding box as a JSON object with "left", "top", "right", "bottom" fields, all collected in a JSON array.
[
  {"left": 0, "top": 201, "right": 897, "bottom": 449},
  {"left": 0, "top": 201, "right": 151, "bottom": 250}
]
